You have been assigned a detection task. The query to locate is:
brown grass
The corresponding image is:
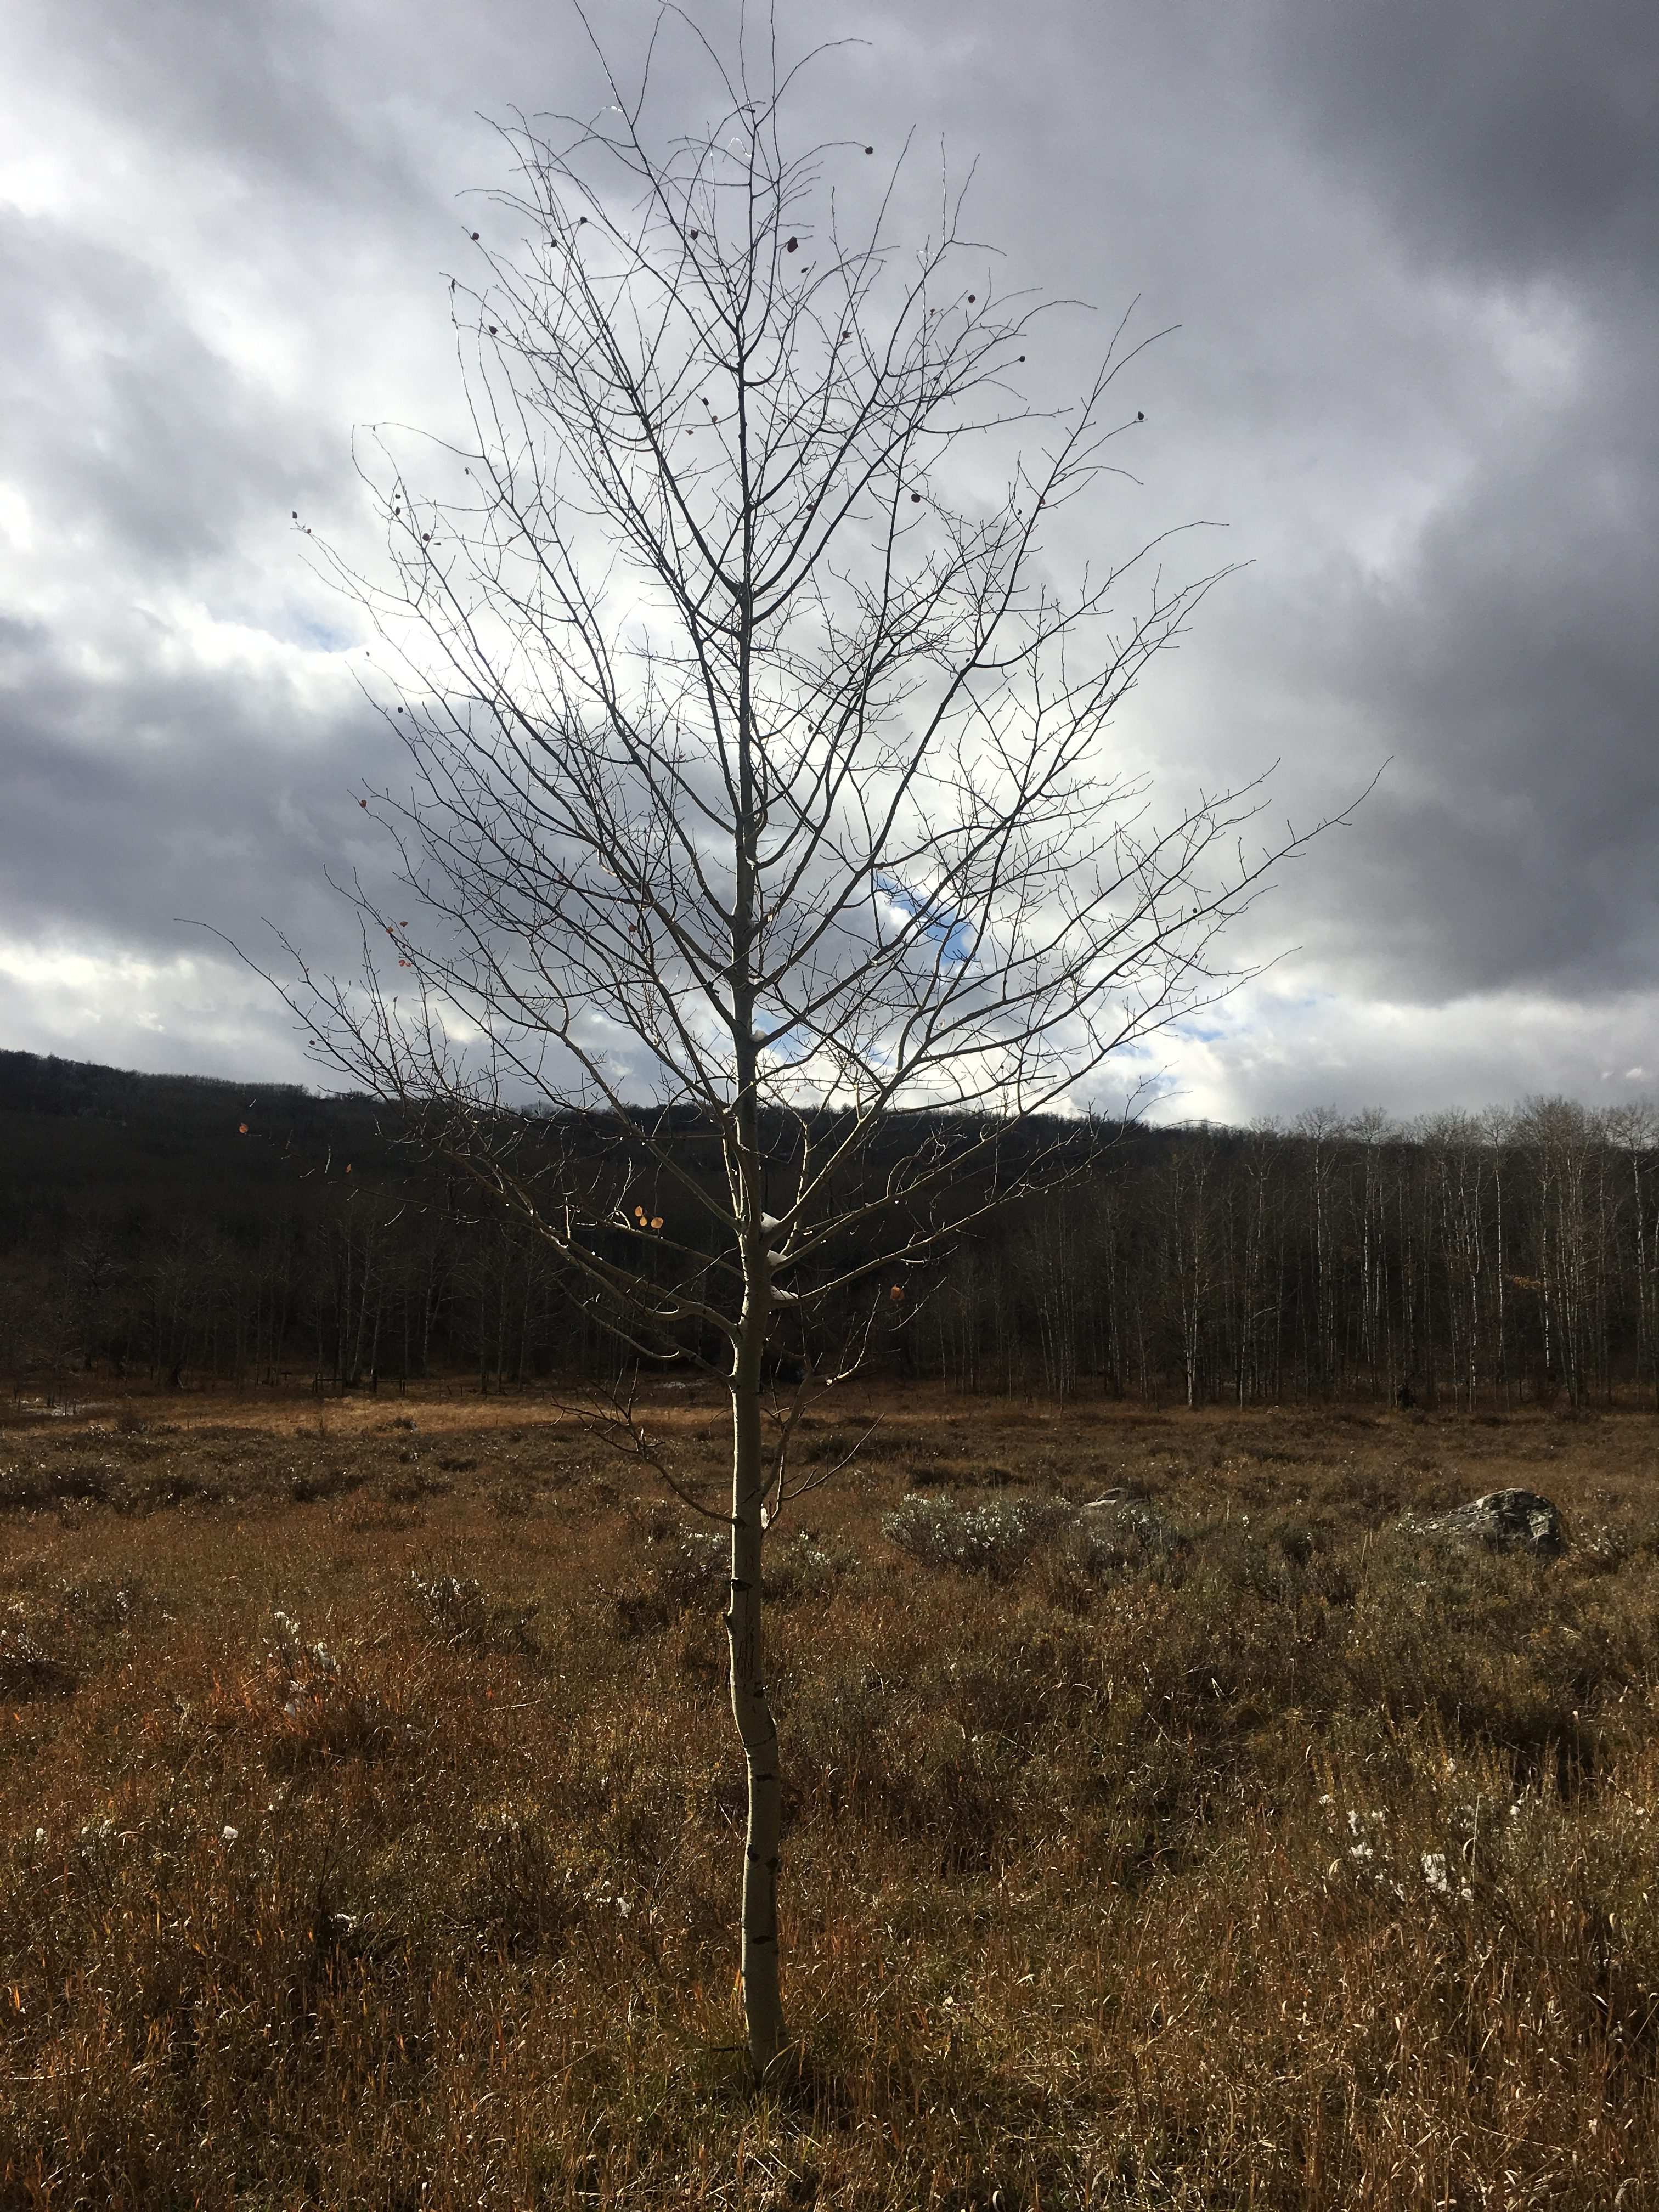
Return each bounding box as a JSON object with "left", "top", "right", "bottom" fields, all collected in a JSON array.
[{"left": 3, "top": 1383, "right": 1659, "bottom": 2207}]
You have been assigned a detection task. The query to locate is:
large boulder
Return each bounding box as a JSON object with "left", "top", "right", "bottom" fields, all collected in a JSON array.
[{"left": 1406, "top": 1488, "right": 1563, "bottom": 1555}]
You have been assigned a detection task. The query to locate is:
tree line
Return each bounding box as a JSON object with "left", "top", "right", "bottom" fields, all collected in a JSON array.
[
  {"left": 4, "top": 1053, "right": 1658, "bottom": 1411},
  {"left": 912, "top": 1098, "right": 1659, "bottom": 1411}
]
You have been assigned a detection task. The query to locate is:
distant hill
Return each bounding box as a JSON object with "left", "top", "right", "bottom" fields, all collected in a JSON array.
[
  {"left": 0, "top": 1049, "right": 398, "bottom": 1251},
  {"left": 4, "top": 1049, "right": 1656, "bottom": 1413}
]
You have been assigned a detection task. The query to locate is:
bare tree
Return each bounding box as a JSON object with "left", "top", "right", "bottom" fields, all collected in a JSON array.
[{"left": 275, "top": 8, "right": 1330, "bottom": 2082}]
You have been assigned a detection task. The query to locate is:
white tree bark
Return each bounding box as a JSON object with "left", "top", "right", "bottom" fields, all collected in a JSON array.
[{"left": 727, "top": 1331, "right": 785, "bottom": 2078}]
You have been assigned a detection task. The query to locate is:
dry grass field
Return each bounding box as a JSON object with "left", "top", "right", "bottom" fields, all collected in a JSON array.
[{"left": 3, "top": 1383, "right": 1659, "bottom": 2209}]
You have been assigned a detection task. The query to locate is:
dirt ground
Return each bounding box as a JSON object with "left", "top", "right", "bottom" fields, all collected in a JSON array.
[{"left": 3, "top": 1381, "right": 1658, "bottom": 2208}]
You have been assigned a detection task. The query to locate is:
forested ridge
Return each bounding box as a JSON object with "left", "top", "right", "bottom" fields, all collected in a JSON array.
[{"left": 4, "top": 1047, "right": 1658, "bottom": 1409}]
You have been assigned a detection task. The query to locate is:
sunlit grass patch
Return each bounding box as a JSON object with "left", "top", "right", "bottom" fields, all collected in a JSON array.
[{"left": 2, "top": 1386, "right": 1658, "bottom": 2204}]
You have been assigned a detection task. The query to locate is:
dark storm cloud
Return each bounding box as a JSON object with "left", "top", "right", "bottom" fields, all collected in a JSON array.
[
  {"left": 1225, "top": 0, "right": 1659, "bottom": 1030},
  {"left": 1290, "top": 370, "right": 1659, "bottom": 997},
  {"left": 1263, "top": 0, "right": 1659, "bottom": 284},
  {"left": 0, "top": 612, "right": 401, "bottom": 954},
  {"left": 0, "top": 0, "right": 1655, "bottom": 1111}
]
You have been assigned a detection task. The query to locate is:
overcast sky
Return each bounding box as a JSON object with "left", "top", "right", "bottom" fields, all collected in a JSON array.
[{"left": 2, "top": 0, "right": 1655, "bottom": 1124}]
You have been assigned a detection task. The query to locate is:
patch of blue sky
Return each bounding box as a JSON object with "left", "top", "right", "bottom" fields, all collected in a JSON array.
[
  {"left": 1115, "top": 1071, "right": 1183, "bottom": 1117},
  {"left": 1168, "top": 1018, "right": 1232, "bottom": 1043},
  {"left": 878, "top": 879, "right": 975, "bottom": 966},
  {"left": 758, "top": 1019, "right": 814, "bottom": 1066}
]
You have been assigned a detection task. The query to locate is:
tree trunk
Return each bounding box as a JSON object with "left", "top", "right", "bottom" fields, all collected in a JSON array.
[{"left": 727, "top": 1339, "right": 786, "bottom": 2083}]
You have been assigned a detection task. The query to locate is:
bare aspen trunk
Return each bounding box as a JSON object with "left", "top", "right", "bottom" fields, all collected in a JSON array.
[{"left": 727, "top": 1328, "right": 785, "bottom": 2083}]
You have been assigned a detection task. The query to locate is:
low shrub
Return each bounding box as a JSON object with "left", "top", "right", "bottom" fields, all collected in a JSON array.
[
  {"left": 1062, "top": 1498, "right": 1189, "bottom": 1587},
  {"left": 882, "top": 1491, "right": 1076, "bottom": 1579},
  {"left": 409, "top": 1571, "right": 541, "bottom": 1654},
  {"left": 766, "top": 1526, "right": 859, "bottom": 1604},
  {"left": 655, "top": 1527, "right": 731, "bottom": 1611}
]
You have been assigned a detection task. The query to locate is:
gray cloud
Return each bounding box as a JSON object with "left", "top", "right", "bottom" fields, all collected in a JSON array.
[
  {"left": 1219, "top": 2, "right": 1659, "bottom": 1020},
  {"left": 0, "top": 0, "right": 1655, "bottom": 1114},
  {"left": 1262, "top": 0, "right": 1659, "bottom": 285},
  {"left": 0, "top": 614, "right": 400, "bottom": 950}
]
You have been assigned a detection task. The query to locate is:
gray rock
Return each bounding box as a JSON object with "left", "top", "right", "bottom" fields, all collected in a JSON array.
[{"left": 1406, "top": 1488, "right": 1563, "bottom": 1555}]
